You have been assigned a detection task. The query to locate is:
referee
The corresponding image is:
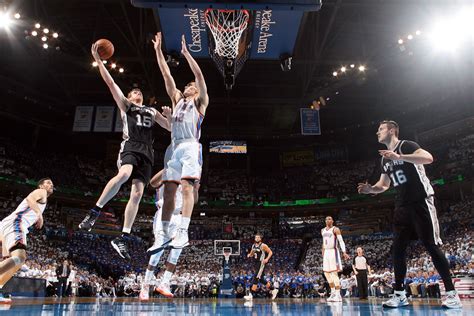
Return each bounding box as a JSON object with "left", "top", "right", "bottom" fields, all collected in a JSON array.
[{"left": 352, "top": 247, "right": 371, "bottom": 299}]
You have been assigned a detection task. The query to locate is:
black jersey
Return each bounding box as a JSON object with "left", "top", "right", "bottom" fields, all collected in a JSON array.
[
  {"left": 120, "top": 104, "right": 157, "bottom": 162},
  {"left": 251, "top": 243, "right": 267, "bottom": 262},
  {"left": 381, "top": 140, "right": 434, "bottom": 206}
]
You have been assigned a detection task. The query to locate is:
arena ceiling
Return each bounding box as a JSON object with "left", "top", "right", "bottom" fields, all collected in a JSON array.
[{"left": 0, "top": 0, "right": 472, "bottom": 143}]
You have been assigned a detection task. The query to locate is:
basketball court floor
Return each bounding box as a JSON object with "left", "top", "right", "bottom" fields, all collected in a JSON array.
[{"left": 0, "top": 297, "right": 471, "bottom": 315}]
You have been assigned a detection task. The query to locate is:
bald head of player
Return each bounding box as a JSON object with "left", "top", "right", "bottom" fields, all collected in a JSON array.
[
  {"left": 127, "top": 88, "right": 144, "bottom": 106},
  {"left": 377, "top": 120, "right": 399, "bottom": 145},
  {"left": 37, "top": 177, "right": 54, "bottom": 196},
  {"left": 183, "top": 81, "right": 199, "bottom": 98}
]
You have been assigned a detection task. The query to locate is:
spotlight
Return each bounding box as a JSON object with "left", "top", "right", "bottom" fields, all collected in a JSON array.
[
  {"left": 0, "top": 12, "right": 12, "bottom": 29},
  {"left": 35, "top": 23, "right": 41, "bottom": 29},
  {"left": 335, "top": 91, "right": 339, "bottom": 95},
  {"left": 14, "top": 13, "right": 21, "bottom": 19},
  {"left": 43, "top": 43, "right": 48, "bottom": 49},
  {"left": 332, "top": 71, "right": 338, "bottom": 77},
  {"left": 52, "top": 32, "right": 58, "bottom": 38},
  {"left": 43, "top": 28, "right": 49, "bottom": 34},
  {"left": 350, "top": 64, "right": 355, "bottom": 68},
  {"left": 31, "top": 30, "right": 38, "bottom": 36},
  {"left": 111, "top": 63, "right": 117, "bottom": 69},
  {"left": 415, "top": 30, "right": 421, "bottom": 35},
  {"left": 398, "top": 39, "right": 404, "bottom": 44},
  {"left": 407, "top": 34, "right": 413, "bottom": 40},
  {"left": 92, "top": 61, "right": 98, "bottom": 67},
  {"left": 119, "top": 68, "right": 124, "bottom": 73},
  {"left": 358, "top": 65, "right": 366, "bottom": 72},
  {"left": 41, "top": 36, "right": 47, "bottom": 42},
  {"left": 102, "top": 60, "right": 107, "bottom": 64},
  {"left": 341, "top": 66, "right": 346, "bottom": 72},
  {"left": 326, "top": 97, "right": 330, "bottom": 101}
]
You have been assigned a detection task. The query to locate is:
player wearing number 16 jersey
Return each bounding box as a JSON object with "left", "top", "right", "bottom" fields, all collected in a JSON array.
[
  {"left": 357, "top": 120, "right": 461, "bottom": 309},
  {"left": 78, "top": 42, "right": 171, "bottom": 260}
]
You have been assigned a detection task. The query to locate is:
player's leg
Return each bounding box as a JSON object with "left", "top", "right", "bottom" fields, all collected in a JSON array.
[
  {"left": 414, "top": 198, "right": 461, "bottom": 308},
  {"left": 324, "top": 272, "right": 335, "bottom": 300},
  {"left": 332, "top": 272, "right": 342, "bottom": 301},
  {"left": 169, "top": 180, "right": 193, "bottom": 248},
  {"left": 0, "top": 247, "right": 26, "bottom": 303},
  {"left": 79, "top": 164, "right": 133, "bottom": 231},
  {"left": 156, "top": 249, "right": 182, "bottom": 298},
  {"left": 388, "top": 232, "right": 410, "bottom": 303},
  {"left": 111, "top": 178, "right": 144, "bottom": 260},
  {"left": 170, "top": 142, "right": 201, "bottom": 249},
  {"left": 162, "top": 182, "right": 178, "bottom": 236},
  {"left": 139, "top": 253, "right": 164, "bottom": 301}
]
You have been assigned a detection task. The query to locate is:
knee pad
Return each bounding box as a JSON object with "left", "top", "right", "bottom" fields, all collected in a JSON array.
[
  {"left": 167, "top": 248, "right": 182, "bottom": 265},
  {"left": 148, "top": 249, "right": 164, "bottom": 266}
]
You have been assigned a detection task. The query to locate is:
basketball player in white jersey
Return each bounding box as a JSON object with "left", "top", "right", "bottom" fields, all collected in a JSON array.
[
  {"left": 0, "top": 178, "right": 54, "bottom": 303},
  {"left": 153, "top": 32, "right": 208, "bottom": 249},
  {"left": 321, "top": 216, "right": 350, "bottom": 302},
  {"left": 78, "top": 43, "right": 171, "bottom": 260},
  {"left": 139, "top": 169, "right": 200, "bottom": 301}
]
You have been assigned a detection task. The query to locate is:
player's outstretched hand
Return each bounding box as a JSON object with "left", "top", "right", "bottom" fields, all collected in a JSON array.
[
  {"left": 379, "top": 149, "right": 400, "bottom": 161},
  {"left": 162, "top": 106, "right": 172, "bottom": 118},
  {"left": 152, "top": 32, "right": 162, "bottom": 51},
  {"left": 357, "top": 182, "right": 372, "bottom": 194},
  {"left": 181, "top": 34, "right": 189, "bottom": 56},
  {"left": 343, "top": 253, "right": 350, "bottom": 260},
  {"left": 91, "top": 43, "right": 101, "bottom": 62}
]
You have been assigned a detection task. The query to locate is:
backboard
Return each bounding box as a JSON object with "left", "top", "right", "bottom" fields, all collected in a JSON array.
[{"left": 131, "top": 0, "right": 323, "bottom": 89}]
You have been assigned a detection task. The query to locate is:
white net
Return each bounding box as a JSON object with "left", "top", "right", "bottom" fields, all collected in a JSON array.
[{"left": 205, "top": 9, "right": 250, "bottom": 59}]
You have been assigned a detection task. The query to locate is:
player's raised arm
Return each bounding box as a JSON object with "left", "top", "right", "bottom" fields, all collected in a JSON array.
[
  {"left": 152, "top": 32, "right": 181, "bottom": 106},
  {"left": 181, "top": 35, "right": 209, "bottom": 112},
  {"left": 357, "top": 173, "right": 391, "bottom": 195},
  {"left": 25, "top": 189, "right": 47, "bottom": 229},
  {"left": 91, "top": 43, "right": 129, "bottom": 112},
  {"left": 152, "top": 108, "right": 171, "bottom": 132}
]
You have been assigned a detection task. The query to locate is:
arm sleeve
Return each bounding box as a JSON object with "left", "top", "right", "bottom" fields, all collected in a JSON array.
[
  {"left": 336, "top": 234, "right": 346, "bottom": 253},
  {"left": 400, "top": 140, "right": 420, "bottom": 155}
]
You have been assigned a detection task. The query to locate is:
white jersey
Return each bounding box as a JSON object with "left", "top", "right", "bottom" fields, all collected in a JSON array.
[
  {"left": 2, "top": 198, "right": 46, "bottom": 229},
  {"left": 321, "top": 226, "right": 338, "bottom": 250},
  {"left": 155, "top": 185, "right": 183, "bottom": 214},
  {"left": 171, "top": 98, "right": 204, "bottom": 141}
]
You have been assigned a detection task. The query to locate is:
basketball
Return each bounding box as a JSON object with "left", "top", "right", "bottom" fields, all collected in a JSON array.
[{"left": 95, "top": 39, "right": 114, "bottom": 60}]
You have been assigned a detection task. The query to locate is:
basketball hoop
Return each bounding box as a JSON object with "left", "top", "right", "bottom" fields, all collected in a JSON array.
[{"left": 205, "top": 9, "right": 250, "bottom": 59}]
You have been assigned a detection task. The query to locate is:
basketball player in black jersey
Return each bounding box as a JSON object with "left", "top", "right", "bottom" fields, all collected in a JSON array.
[
  {"left": 78, "top": 42, "right": 171, "bottom": 260},
  {"left": 357, "top": 120, "right": 462, "bottom": 309},
  {"left": 244, "top": 233, "right": 278, "bottom": 300}
]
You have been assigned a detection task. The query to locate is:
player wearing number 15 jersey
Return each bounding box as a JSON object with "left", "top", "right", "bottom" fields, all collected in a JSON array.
[
  {"left": 357, "top": 120, "right": 461, "bottom": 309},
  {"left": 78, "top": 42, "right": 171, "bottom": 260}
]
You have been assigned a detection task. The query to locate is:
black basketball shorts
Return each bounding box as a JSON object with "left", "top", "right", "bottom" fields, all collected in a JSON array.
[{"left": 392, "top": 196, "right": 442, "bottom": 245}]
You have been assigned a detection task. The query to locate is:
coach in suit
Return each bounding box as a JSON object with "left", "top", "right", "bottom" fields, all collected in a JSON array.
[{"left": 56, "top": 260, "right": 71, "bottom": 297}]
